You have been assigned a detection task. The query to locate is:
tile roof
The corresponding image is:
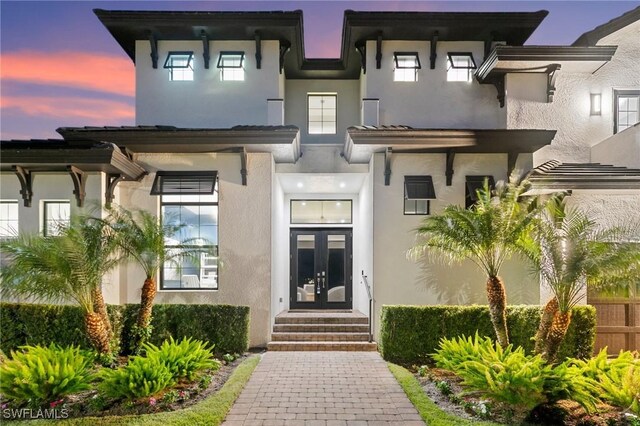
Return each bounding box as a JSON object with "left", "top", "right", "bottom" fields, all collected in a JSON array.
[{"left": 528, "top": 160, "right": 640, "bottom": 190}]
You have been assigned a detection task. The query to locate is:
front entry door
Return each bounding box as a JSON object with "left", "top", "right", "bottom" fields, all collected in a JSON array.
[{"left": 290, "top": 229, "right": 352, "bottom": 309}]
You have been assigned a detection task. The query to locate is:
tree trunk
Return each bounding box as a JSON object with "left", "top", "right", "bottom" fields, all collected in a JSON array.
[
  {"left": 92, "top": 286, "right": 112, "bottom": 338},
  {"left": 544, "top": 310, "right": 572, "bottom": 363},
  {"left": 534, "top": 297, "right": 559, "bottom": 355},
  {"left": 487, "top": 276, "right": 509, "bottom": 347},
  {"left": 136, "top": 277, "right": 157, "bottom": 330},
  {"left": 84, "top": 311, "right": 111, "bottom": 354}
]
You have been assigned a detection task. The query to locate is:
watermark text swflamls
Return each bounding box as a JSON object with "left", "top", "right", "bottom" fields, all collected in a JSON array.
[{"left": 2, "top": 408, "right": 69, "bottom": 420}]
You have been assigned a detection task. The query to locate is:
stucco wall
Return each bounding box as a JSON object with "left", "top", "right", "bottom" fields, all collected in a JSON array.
[
  {"left": 591, "top": 123, "right": 640, "bottom": 168},
  {"left": 362, "top": 40, "right": 506, "bottom": 128},
  {"left": 116, "top": 152, "right": 273, "bottom": 348},
  {"left": 507, "top": 20, "right": 640, "bottom": 165},
  {"left": 135, "top": 40, "right": 283, "bottom": 128},
  {"left": 284, "top": 79, "right": 360, "bottom": 145},
  {"left": 270, "top": 172, "right": 288, "bottom": 322},
  {"left": 371, "top": 152, "right": 539, "bottom": 336}
]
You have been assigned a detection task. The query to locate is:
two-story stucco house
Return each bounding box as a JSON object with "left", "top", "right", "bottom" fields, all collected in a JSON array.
[{"left": 1, "top": 7, "right": 639, "bottom": 351}]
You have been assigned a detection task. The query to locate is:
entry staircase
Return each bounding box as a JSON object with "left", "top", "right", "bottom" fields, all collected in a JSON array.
[{"left": 267, "top": 310, "right": 377, "bottom": 351}]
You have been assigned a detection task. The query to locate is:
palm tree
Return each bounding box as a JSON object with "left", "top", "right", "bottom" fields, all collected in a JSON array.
[
  {"left": 0, "top": 217, "right": 120, "bottom": 356},
  {"left": 529, "top": 197, "right": 640, "bottom": 362},
  {"left": 409, "top": 179, "right": 541, "bottom": 347},
  {"left": 107, "top": 207, "right": 207, "bottom": 354}
]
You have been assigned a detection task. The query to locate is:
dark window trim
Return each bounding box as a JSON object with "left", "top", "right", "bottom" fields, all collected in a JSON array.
[
  {"left": 43, "top": 200, "right": 71, "bottom": 237},
  {"left": 447, "top": 52, "right": 477, "bottom": 69},
  {"left": 151, "top": 171, "right": 218, "bottom": 196},
  {"left": 613, "top": 89, "right": 640, "bottom": 134},
  {"left": 216, "top": 51, "right": 245, "bottom": 68},
  {"left": 465, "top": 175, "right": 495, "bottom": 209},
  {"left": 307, "top": 93, "right": 338, "bottom": 135},
  {"left": 393, "top": 52, "right": 422, "bottom": 69},
  {"left": 290, "top": 199, "right": 353, "bottom": 225},
  {"left": 163, "top": 51, "right": 194, "bottom": 69},
  {"left": 403, "top": 175, "right": 435, "bottom": 216}
]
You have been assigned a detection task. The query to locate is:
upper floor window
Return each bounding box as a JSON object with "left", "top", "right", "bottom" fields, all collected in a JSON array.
[
  {"left": 308, "top": 94, "right": 337, "bottom": 134},
  {"left": 465, "top": 176, "right": 495, "bottom": 209},
  {"left": 217, "top": 52, "right": 245, "bottom": 81},
  {"left": 43, "top": 201, "right": 70, "bottom": 236},
  {"left": 393, "top": 52, "right": 420, "bottom": 82},
  {"left": 404, "top": 176, "right": 436, "bottom": 215},
  {"left": 447, "top": 53, "right": 477, "bottom": 82},
  {"left": 164, "top": 52, "right": 194, "bottom": 81},
  {"left": 0, "top": 200, "right": 18, "bottom": 238},
  {"left": 614, "top": 90, "right": 640, "bottom": 134}
]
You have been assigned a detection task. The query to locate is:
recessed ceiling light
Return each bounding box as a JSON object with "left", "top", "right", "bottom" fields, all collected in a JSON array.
[
  {"left": 339, "top": 182, "right": 346, "bottom": 188},
  {"left": 301, "top": 202, "right": 307, "bottom": 206},
  {"left": 296, "top": 182, "right": 303, "bottom": 188},
  {"left": 336, "top": 202, "right": 341, "bottom": 206},
  {"left": 340, "top": 219, "right": 346, "bottom": 223}
]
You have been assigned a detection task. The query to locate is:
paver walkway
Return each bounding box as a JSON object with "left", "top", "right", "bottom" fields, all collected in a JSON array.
[{"left": 223, "top": 351, "right": 424, "bottom": 425}]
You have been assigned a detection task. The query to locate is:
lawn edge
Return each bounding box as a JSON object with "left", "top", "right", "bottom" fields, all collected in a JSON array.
[{"left": 387, "top": 362, "right": 501, "bottom": 426}]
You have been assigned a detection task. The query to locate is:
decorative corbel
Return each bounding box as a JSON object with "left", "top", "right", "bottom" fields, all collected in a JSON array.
[
  {"left": 13, "top": 166, "right": 33, "bottom": 207},
  {"left": 430, "top": 31, "right": 439, "bottom": 69},
  {"left": 67, "top": 166, "right": 87, "bottom": 207},
  {"left": 384, "top": 147, "right": 392, "bottom": 186},
  {"left": 487, "top": 74, "right": 506, "bottom": 108},
  {"left": 201, "top": 31, "right": 210, "bottom": 69},
  {"left": 255, "top": 32, "right": 262, "bottom": 69},
  {"left": 148, "top": 34, "right": 158, "bottom": 69},
  {"left": 279, "top": 40, "right": 291, "bottom": 74},
  {"left": 376, "top": 33, "right": 382, "bottom": 69},
  {"left": 105, "top": 174, "right": 125, "bottom": 209},
  {"left": 355, "top": 42, "right": 366, "bottom": 74},
  {"left": 234, "top": 147, "right": 248, "bottom": 186},
  {"left": 546, "top": 64, "right": 561, "bottom": 103},
  {"left": 445, "top": 149, "right": 456, "bottom": 186}
]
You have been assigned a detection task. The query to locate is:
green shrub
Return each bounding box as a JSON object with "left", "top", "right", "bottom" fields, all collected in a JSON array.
[
  {"left": 143, "top": 337, "right": 219, "bottom": 380},
  {"left": 379, "top": 304, "right": 596, "bottom": 364},
  {"left": 99, "top": 355, "right": 174, "bottom": 399},
  {"left": 0, "top": 344, "right": 94, "bottom": 405},
  {"left": 432, "top": 333, "right": 510, "bottom": 372}
]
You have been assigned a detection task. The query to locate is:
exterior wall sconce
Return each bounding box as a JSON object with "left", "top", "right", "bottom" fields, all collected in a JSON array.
[{"left": 590, "top": 93, "right": 602, "bottom": 115}]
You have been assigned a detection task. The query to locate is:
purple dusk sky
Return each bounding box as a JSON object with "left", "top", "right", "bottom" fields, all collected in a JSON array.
[{"left": 1, "top": 1, "right": 639, "bottom": 140}]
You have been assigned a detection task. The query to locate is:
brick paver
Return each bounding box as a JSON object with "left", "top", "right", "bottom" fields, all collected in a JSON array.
[{"left": 223, "top": 352, "right": 424, "bottom": 425}]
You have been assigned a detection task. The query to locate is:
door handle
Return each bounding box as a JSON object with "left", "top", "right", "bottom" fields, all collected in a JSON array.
[
  {"left": 321, "top": 271, "right": 326, "bottom": 289},
  {"left": 316, "top": 273, "right": 321, "bottom": 294}
]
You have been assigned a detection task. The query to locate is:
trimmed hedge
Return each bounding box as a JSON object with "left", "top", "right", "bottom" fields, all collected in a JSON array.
[
  {"left": 0, "top": 303, "right": 249, "bottom": 355},
  {"left": 379, "top": 304, "right": 596, "bottom": 365}
]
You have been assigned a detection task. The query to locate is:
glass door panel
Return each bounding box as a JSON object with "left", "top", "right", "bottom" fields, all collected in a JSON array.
[
  {"left": 296, "top": 234, "right": 317, "bottom": 303},
  {"left": 326, "top": 235, "right": 346, "bottom": 303}
]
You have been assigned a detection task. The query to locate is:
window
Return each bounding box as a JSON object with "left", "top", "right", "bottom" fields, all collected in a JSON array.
[
  {"left": 153, "top": 172, "right": 218, "bottom": 290},
  {"left": 163, "top": 52, "right": 194, "bottom": 81},
  {"left": 447, "top": 53, "right": 477, "bottom": 82},
  {"left": 217, "top": 52, "right": 245, "bottom": 81},
  {"left": 291, "top": 200, "right": 352, "bottom": 224},
  {"left": 393, "top": 52, "right": 420, "bottom": 82},
  {"left": 43, "top": 201, "right": 70, "bottom": 236},
  {"left": 465, "top": 176, "right": 495, "bottom": 209},
  {"left": 307, "top": 94, "right": 337, "bottom": 134},
  {"left": 404, "top": 176, "right": 436, "bottom": 215},
  {"left": 614, "top": 90, "right": 640, "bottom": 134},
  {"left": 0, "top": 201, "right": 18, "bottom": 238}
]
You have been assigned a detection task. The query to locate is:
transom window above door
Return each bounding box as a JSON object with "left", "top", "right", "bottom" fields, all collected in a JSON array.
[
  {"left": 291, "top": 200, "right": 352, "bottom": 224},
  {"left": 307, "top": 94, "right": 337, "bottom": 135}
]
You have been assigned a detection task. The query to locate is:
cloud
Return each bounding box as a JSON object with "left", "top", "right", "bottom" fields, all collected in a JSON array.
[
  {"left": 1, "top": 95, "right": 134, "bottom": 122},
  {"left": 1, "top": 50, "right": 134, "bottom": 97}
]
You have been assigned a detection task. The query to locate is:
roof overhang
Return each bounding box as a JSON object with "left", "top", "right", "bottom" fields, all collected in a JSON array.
[
  {"left": 526, "top": 160, "right": 640, "bottom": 192},
  {"left": 57, "top": 125, "right": 301, "bottom": 163},
  {"left": 573, "top": 6, "right": 640, "bottom": 46},
  {"left": 476, "top": 45, "right": 618, "bottom": 82}
]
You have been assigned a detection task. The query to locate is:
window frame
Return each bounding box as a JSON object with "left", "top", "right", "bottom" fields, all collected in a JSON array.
[
  {"left": 307, "top": 93, "right": 338, "bottom": 135},
  {"left": 614, "top": 89, "right": 640, "bottom": 134},
  {"left": 0, "top": 200, "right": 19, "bottom": 239},
  {"left": 290, "top": 199, "right": 353, "bottom": 225},
  {"left": 403, "top": 176, "right": 436, "bottom": 216},
  {"left": 217, "top": 51, "right": 245, "bottom": 81},
  {"left": 393, "top": 52, "right": 421, "bottom": 82},
  {"left": 447, "top": 52, "right": 477, "bottom": 82},
  {"left": 151, "top": 171, "right": 218, "bottom": 196},
  {"left": 465, "top": 176, "right": 495, "bottom": 209},
  {"left": 42, "top": 200, "right": 71, "bottom": 237},
  {"left": 163, "top": 51, "right": 194, "bottom": 81}
]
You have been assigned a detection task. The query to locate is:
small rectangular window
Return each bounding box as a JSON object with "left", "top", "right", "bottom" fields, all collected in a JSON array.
[
  {"left": 0, "top": 200, "right": 19, "bottom": 238},
  {"left": 307, "top": 94, "right": 337, "bottom": 135},
  {"left": 404, "top": 176, "right": 435, "bottom": 215},
  {"left": 465, "top": 176, "right": 495, "bottom": 209},
  {"left": 393, "top": 52, "right": 420, "bottom": 82},
  {"left": 614, "top": 90, "right": 640, "bottom": 134},
  {"left": 447, "top": 53, "right": 477, "bottom": 82},
  {"left": 43, "top": 201, "right": 70, "bottom": 236},
  {"left": 291, "top": 200, "right": 352, "bottom": 224},
  {"left": 164, "top": 52, "right": 194, "bottom": 81},
  {"left": 217, "top": 52, "right": 245, "bottom": 81}
]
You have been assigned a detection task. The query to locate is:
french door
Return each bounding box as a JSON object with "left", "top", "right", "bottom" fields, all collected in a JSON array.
[{"left": 290, "top": 229, "right": 352, "bottom": 309}]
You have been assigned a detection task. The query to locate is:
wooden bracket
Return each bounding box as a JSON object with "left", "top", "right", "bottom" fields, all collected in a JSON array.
[
  {"left": 13, "top": 166, "right": 33, "bottom": 207},
  {"left": 430, "top": 32, "right": 439, "bottom": 69},
  {"left": 148, "top": 34, "right": 158, "bottom": 69},
  {"left": 105, "top": 174, "right": 125, "bottom": 209},
  {"left": 376, "top": 33, "right": 382, "bottom": 69},
  {"left": 547, "top": 64, "right": 561, "bottom": 103},
  {"left": 488, "top": 74, "right": 506, "bottom": 108},
  {"left": 279, "top": 40, "right": 291, "bottom": 74},
  {"left": 445, "top": 150, "right": 456, "bottom": 186},
  {"left": 201, "top": 31, "right": 210, "bottom": 69},
  {"left": 255, "top": 32, "right": 262, "bottom": 69},
  {"left": 507, "top": 153, "right": 518, "bottom": 180},
  {"left": 234, "top": 147, "right": 248, "bottom": 186},
  {"left": 355, "top": 42, "right": 366, "bottom": 74},
  {"left": 67, "top": 166, "right": 87, "bottom": 207},
  {"left": 384, "top": 147, "right": 392, "bottom": 186}
]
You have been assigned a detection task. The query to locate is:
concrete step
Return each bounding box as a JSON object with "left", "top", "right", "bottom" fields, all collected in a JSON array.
[
  {"left": 273, "top": 323, "right": 370, "bottom": 333},
  {"left": 274, "top": 312, "right": 369, "bottom": 325},
  {"left": 271, "top": 332, "right": 371, "bottom": 342},
  {"left": 267, "top": 341, "right": 378, "bottom": 351}
]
